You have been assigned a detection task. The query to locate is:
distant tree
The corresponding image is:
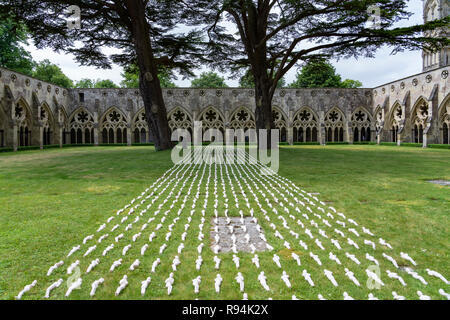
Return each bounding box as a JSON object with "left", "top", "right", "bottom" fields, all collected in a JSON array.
[
  {"left": 239, "top": 69, "right": 285, "bottom": 88},
  {"left": 341, "top": 79, "right": 363, "bottom": 88},
  {"left": 289, "top": 59, "right": 362, "bottom": 88},
  {"left": 191, "top": 71, "right": 228, "bottom": 88},
  {"left": 94, "top": 79, "right": 118, "bottom": 88},
  {"left": 32, "top": 59, "right": 73, "bottom": 88},
  {"left": 0, "top": 19, "right": 34, "bottom": 75},
  {"left": 2, "top": 0, "right": 205, "bottom": 151},
  {"left": 121, "top": 64, "right": 176, "bottom": 88},
  {"left": 74, "top": 78, "right": 95, "bottom": 88}
]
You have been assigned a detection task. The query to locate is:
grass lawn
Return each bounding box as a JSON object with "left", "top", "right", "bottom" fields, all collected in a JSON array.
[{"left": 0, "top": 145, "right": 448, "bottom": 300}]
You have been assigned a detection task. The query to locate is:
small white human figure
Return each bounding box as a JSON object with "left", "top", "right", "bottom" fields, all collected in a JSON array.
[
  {"left": 90, "top": 278, "right": 104, "bottom": 297},
  {"left": 141, "top": 277, "right": 151, "bottom": 296},
  {"left": 115, "top": 275, "right": 128, "bottom": 296},
  {"left": 438, "top": 289, "right": 450, "bottom": 300},
  {"left": 324, "top": 269, "right": 338, "bottom": 287},
  {"left": 233, "top": 255, "right": 240, "bottom": 269},
  {"left": 16, "top": 280, "right": 37, "bottom": 300},
  {"left": 417, "top": 291, "right": 431, "bottom": 300},
  {"left": 329, "top": 252, "right": 341, "bottom": 265},
  {"left": 366, "top": 269, "right": 384, "bottom": 286},
  {"left": 343, "top": 292, "right": 354, "bottom": 300},
  {"left": 252, "top": 254, "right": 260, "bottom": 268},
  {"left": 165, "top": 273, "right": 174, "bottom": 295},
  {"left": 214, "top": 256, "right": 221, "bottom": 270},
  {"left": 309, "top": 252, "right": 322, "bottom": 266},
  {"left": 344, "top": 268, "right": 360, "bottom": 286},
  {"left": 392, "top": 291, "right": 406, "bottom": 300},
  {"left": 236, "top": 272, "right": 245, "bottom": 292},
  {"left": 215, "top": 274, "right": 223, "bottom": 293},
  {"left": 258, "top": 271, "right": 270, "bottom": 291},
  {"left": 272, "top": 254, "right": 281, "bottom": 268},
  {"left": 192, "top": 276, "right": 201, "bottom": 294},
  {"left": 281, "top": 271, "right": 291, "bottom": 288},
  {"left": 345, "top": 252, "right": 361, "bottom": 265},
  {"left": 45, "top": 279, "right": 63, "bottom": 298},
  {"left": 302, "top": 269, "right": 315, "bottom": 287},
  {"left": 426, "top": 269, "right": 448, "bottom": 284},
  {"left": 366, "top": 253, "right": 379, "bottom": 265},
  {"left": 291, "top": 252, "right": 301, "bottom": 266}
]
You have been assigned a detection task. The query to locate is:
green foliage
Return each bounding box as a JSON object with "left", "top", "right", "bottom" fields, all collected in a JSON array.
[
  {"left": 429, "top": 144, "right": 450, "bottom": 150},
  {"left": 74, "top": 78, "right": 95, "bottom": 88},
  {"left": 93, "top": 79, "right": 118, "bottom": 88},
  {"left": 289, "top": 59, "right": 362, "bottom": 88},
  {"left": 191, "top": 71, "right": 228, "bottom": 88},
  {"left": 74, "top": 78, "right": 118, "bottom": 88},
  {"left": 0, "top": 19, "right": 35, "bottom": 75},
  {"left": 341, "top": 79, "right": 363, "bottom": 88},
  {"left": 120, "top": 64, "right": 176, "bottom": 88},
  {"left": 239, "top": 69, "right": 286, "bottom": 88},
  {"left": 32, "top": 59, "right": 73, "bottom": 88}
]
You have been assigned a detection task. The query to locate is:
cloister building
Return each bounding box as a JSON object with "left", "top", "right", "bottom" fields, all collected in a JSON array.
[{"left": 0, "top": 1, "right": 448, "bottom": 151}]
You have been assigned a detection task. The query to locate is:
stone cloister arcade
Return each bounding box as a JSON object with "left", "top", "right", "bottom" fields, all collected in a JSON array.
[{"left": 0, "top": 65, "right": 448, "bottom": 151}]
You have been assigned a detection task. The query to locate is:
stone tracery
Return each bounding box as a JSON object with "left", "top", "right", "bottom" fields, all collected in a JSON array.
[
  {"left": 100, "top": 108, "right": 128, "bottom": 144},
  {"left": 324, "top": 107, "right": 345, "bottom": 142},
  {"left": 292, "top": 107, "right": 319, "bottom": 142},
  {"left": 70, "top": 108, "right": 95, "bottom": 144}
]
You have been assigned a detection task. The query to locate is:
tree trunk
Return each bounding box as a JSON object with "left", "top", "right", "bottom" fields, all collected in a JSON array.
[
  {"left": 124, "top": 0, "right": 173, "bottom": 151},
  {"left": 253, "top": 66, "right": 274, "bottom": 149}
]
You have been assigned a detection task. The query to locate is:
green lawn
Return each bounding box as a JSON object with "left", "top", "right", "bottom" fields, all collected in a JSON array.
[{"left": 0, "top": 145, "right": 448, "bottom": 300}]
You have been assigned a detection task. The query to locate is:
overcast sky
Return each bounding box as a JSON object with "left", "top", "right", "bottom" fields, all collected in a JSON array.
[{"left": 24, "top": 1, "right": 424, "bottom": 88}]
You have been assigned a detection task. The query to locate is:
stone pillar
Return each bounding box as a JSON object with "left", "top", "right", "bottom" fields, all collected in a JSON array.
[
  {"left": 59, "top": 125, "right": 63, "bottom": 148},
  {"left": 287, "top": 110, "right": 293, "bottom": 145},
  {"left": 146, "top": 130, "right": 149, "bottom": 143},
  {"left": 319, "top": 111, "right": 325, "bottom": 145},
  {"left": 127, "top": 125, "right": 132, "bottom": 146},
  {"left": 39, "top": 125, "right": 44, "bottom": 149},
  {"left": 13, "top": 122, "right": 18, "bottom": 152},
  {"left": 93, "top": 112, "right": 99, "bottom": 146}
]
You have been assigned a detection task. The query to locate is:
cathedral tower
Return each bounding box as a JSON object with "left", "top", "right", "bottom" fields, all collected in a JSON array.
[{"left": 422, "top": 0, "right": 450, "bottom": 71}]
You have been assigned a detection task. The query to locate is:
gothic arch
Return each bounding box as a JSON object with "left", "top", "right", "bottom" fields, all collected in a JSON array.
[
  {"left": 229, "top": 106, "right": 256, "bottom": 130},
  {"left": 438, "top": 93, "right": 450, "bottom": 144},
  {"left": 69, "top": 107, "right": 95, "bottom": 144},
  {"left": 272, "top": 106, "right": 287, "bottom": 142},
  {"left": 351, "top": 107, "right": 373, "bottom": 142},
  {"left": 100, "top": 107, "right": 129, "bottom": 144},
  {"left": 374, "top": 105, "right": 384, "bottom": 135},
  {"left": 292, "top": 107, "right": 319, "bottom": 143},
  {"left": 40, "top": 102, "right": 55, "bottom": 145},
  {"left": 132, "top": 108, "right": 151, "bottom": 143},
  {"left": 324, "top": 107, "right": 345, "bottom": 142},
  {"left": 388, "top": 102, "right": 403, "bottom": 143},
  {"left": 14, "top": 97, "right": 32, "bottom": 147},
  {"left": 167, "top": 106, "right": 193, "bottom": 134},
  {"left": 410, "top": 97, "right": 430, "bottom": 144},
  {"left": 197, "top": 106, "right": 225, "bottom": 134},
  {"left": 58, "top": 106, "right": 70, "bottom": 145}
]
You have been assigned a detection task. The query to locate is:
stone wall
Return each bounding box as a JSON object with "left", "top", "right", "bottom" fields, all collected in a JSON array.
[{"left": 1, "top": 65, "right": 449, "bottom": 150}]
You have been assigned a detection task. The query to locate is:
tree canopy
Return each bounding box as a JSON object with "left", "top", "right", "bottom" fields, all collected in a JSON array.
[
  {"left": 0, "top": 19, "right": 34, "bottom": 75},
  {"left": 239, "top": 69, "right": 285, "bottom": 88},
  {"left": 74, "top": 78, "right": 119, "bottom": 88},
  {"left": 288, "top": 59, "right": 363, "bottom": 88},
  {"left": 32, "top": 59, "right": 73, "bottom": 88},
  {"left": 191, "top": 71, "right": 228, "bottom": 88},
  {"left": 120, "top": 64, "right": 176, "bottom": 88}
]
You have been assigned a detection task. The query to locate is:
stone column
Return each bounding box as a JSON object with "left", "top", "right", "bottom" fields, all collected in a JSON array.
[
  {"left": 13, "top": 122, "right": 18, "bottom": 152},
  {"left": 39, "top": 125, "right": 44, "bottom": 149},
  {"left": 127, "top": 125, "right": 132, "bottom": 146},
  {"left": 59, "top": 125, "right": 63, "bottom": 148},
  {"left": 287, "top": 111, "right": 293, "bottom": 145},
  {"left": 319, "top": 111, "right": 325, "bottom": 145},
  {"left": 93, "top": 112, "right": 99, "bottom": 146}
]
